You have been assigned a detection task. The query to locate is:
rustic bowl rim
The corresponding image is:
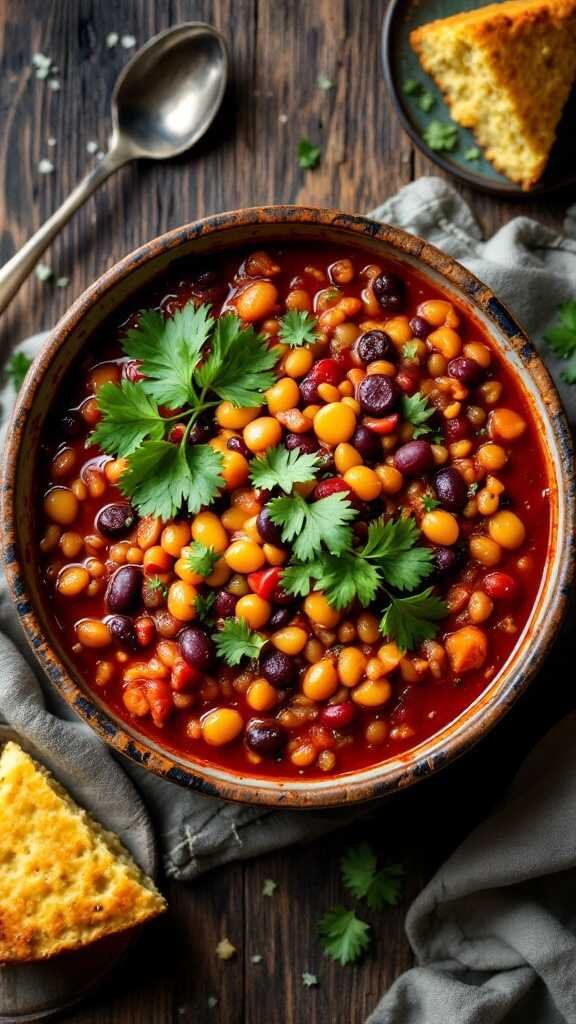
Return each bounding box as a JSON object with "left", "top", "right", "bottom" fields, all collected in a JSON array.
[{"left": 2, "top": 205, "right": 574, "bottom": 808}]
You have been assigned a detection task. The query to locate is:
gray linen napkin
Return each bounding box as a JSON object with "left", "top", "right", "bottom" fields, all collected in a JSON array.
[{"left": 2, "top": 176, "right": 576, "bottom": 1021}]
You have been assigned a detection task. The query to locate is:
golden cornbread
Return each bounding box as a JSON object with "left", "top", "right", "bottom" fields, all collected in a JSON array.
[
  {"left": 410, "top": 0, "right": 576, "bottom": 189},
  {"left": 0, "top": 742, "right": 166, "bottom": 963}
]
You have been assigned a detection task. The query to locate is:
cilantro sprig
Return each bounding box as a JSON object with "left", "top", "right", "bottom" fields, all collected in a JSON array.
[
  {"left": 268, "top": 491, "right": 356, "bottom": 561},
  {"left": 379, "top": 587, "right": 448, "bottom": 651},
  {"left": 249, "top": 445, "right": 321, "bottom": 493},
  {"left": 214, "top": 618, "right": 266, "bottom": 666},
  {"left": 423, "top": 120, "right": 458, "bottom": 152},
  {"left": 278, "top": 310, "right": 319, "bottom": 348},
  {"left": 401, "top": 392, "right": 436, "bottom": 438},
  {"left": 545, "top": 300, "right": 576, "bottom": 383},
  {"left": 184, "top": 541, "right": 219, "bottom": 578},
  {"left": 318, "top": 907, "right": 370, "bottom": 966}
]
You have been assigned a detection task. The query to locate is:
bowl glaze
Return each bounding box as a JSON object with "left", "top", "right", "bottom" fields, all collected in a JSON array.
[{"left": 2, "top": 207, "right": 574, "bottom": 807}]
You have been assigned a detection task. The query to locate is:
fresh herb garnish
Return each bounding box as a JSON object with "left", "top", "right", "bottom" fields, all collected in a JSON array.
[
  {"left": 468, "top": 481, "right": 480, "bottom": 497},
  {"left": 5, "top": 352, "right": 32, "bottom": 392},
  {"left": 268, "top": 491, "right": 356, "bottom": 562},
  {"left": 214, "top": 618, "right": 266, "bottom": 666},
  {"left": 402, "top": 341, "right": 420, "bottom": 360},
  {"left": 194, "top": 313, "right": 278, "bottom": 407},
  {"left": 464, "top": 146, "right": 481, "bottom": 161},
  {"left": 317, "top": 74, "right": 334, "bottom": 91},
  {"left": 379, "top": 587, "right": 448, "bottom": 651},
  {"left": 341, "top": 844, "right": 405, "bottom": 911},
  {"left": 262, "top": 878, "right": 278, "bottom": 896},
  {"left": 402, "top": 79, "right": 421, "bottom": 95},
  {"left": 545, "top": 300, "right": 576, "bottom": 383},
  {"left": 278, "top": 310, "right": 319, "bottom": 348},
  {"left": 119, "top": 439, "right": 224, "bottom": 521},
  {"left": 249, "top": 445, "right": 321, "bottom": 493},
  {"left": 422, "top": 493, "right": 440, "bottom": 512},
  {"left": 298, "top": 137, "right": 321, "bottom": 169},
  {"left": 417, "top": 90, "right": 435, "bottom": 112},
  {"left": 423, "top": 120, "right": 458, "bottom": 152},
  {"left": 302, "top": 972, "right": 318, "bottom": 987},
  {"left": 317, "top": 907, "right": 371, "bottom": 966},
  {"left": 401, "top": 391, "right": 436, "bottom": 438},
  {"left": 195, "top": 591, "right": 216, "bottom": 623},
  {"left": 184, "top": 541, "right": 219, "bottom": 577},
  {"left": 91, "top": 381, "right": 166, "bottom": 457},
  {"left": 147, "top": 575, "right": 168, "bottom": 597},
  {"left": 123, "top": 303, "right": 214, "bottom": 409}
]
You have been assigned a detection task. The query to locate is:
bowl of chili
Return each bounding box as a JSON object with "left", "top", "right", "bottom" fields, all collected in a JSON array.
[{"left": 2, "top": 207, "right": 574, "bottom": 807}]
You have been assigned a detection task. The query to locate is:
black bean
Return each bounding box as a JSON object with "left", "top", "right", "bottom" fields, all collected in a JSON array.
[
  {"left": 259, "top": 642, "right": 298, "bottom": 687},
  {"left": 245, "top": 718, "right": 288, "bottom": 757},
  {"left": 268, "top": 606, "right": 292, "bottom": 630},
  {"left": 372, "top": 272, "right": 405, "bottom": 313},
  {"left": 227, "top": 435, "right": 251, "bottom": 460},
  {"left": 214, "top": 590, "right": 237, "bottom": 619},
  {"left": 434, "top": 467, "right": 469, "bottom": 511},
  {"left": 433, "top": 546, "right": 463, "bottom": 577},
  {"left": 284, "top": 432, "right": 319, "bottom": 454},
  {"left": 351, "top": 425, "right": 381, "bottom": 461},
  {"left": 179, "top": 626, "right": 215, "bottom": 670},
  {"left": 353, "top": 330, "right": 394, "bottom": 365},
  {"left": 96, "top": 502, "right": 136, "bottom": 539},
  {"left": 394, "top": 440, "right": 434, "bottom": 476},
  {"left": 409, "top": 316, "right": 432, "bottom": 339},
  {"left": 257, "top": 506, "right": 283, "bottom": 545},
  {"left": 107, "top": 614, "right": 137, "bottom": 650},
  {"left": 448, "top": 356, "right": 484, "bottom": 388},
  {"left": 357, "top": 374, "right": 399, "bottom": 416},
  {"left": 270, "top": 584, "right": 293, "bottom": 606},
  {"left": 105, "top": 565, "right": 142, "bottom": 614},
  {"left": 299, "top": 375, "right": 319, "bottom": 404}
]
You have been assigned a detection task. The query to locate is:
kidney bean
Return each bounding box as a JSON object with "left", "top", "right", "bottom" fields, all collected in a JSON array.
[
  {"left": 152, "top": 608, "right": 181, "bottom": 639},
  {"left": 270, "top": 584, "right": 294, "bottom": 607},
  {"left": 434, "top": 467, "right": 468, "bottom": 511},
  {"left": 372, "top": 272, "right": 405, "bottom": 312},
  {"left": 395, "top": 365, "right": 421, "bottom": 395},
  {"left": 353, "top": 330, "right": 395, "bottom": 365},
  {"left": 444, "top": 416, "right": 471, "bottom": 443},
  {"left": 214, "top": 590, "right": 238, "bottom": 618},
  {"left": 320, "top": 701, "right": 356, "bottom": 729},
  {"left": 96, "top": 502, "right": 136, "bottom": 539},
  {"left": 284, "top": 433, "right": 319, "bottom": 454},
  {"left": 257, "top": 506, "right": 283, "bottom": 545},
  {"left": 179, "top": 626, "right": 215, "bottom": 670},
  {"left": 352, "top": 425, "right": 381, "bottom": 461},
  {"left": 142, "top": 579, "right": 166, "bottom": 611},
  {"left": 433, "top": 545, "right": 462, "bottom": 576},
  {"left": 312, "top": 476, "right": 351, "bottom": 501},
  {"left": 268, "top": 606, "right": 292, "bottom": 630},
  {"left": 483, "top": 572, "right": 518, "bottom": 600},
  {"left": 300, "top": 358, "right": 342, "bottom": 402},
  {"left": 448, "top": 356, "right": 484, "bottom": 388},
  {"left": 394, "top": 439, "right": 434, "bottom": 476},
  {"left": 409, "top": 315, "right": 432, "bottom": 339},
  {"left": 357, "top": 375, "right": 400, "bottom": 416},
  {"left": 245, "top": 718, "right": 288, "bottom": 757},
  {"left": 134, "top": 615, "right": 156, "bottom": 647},
  {"left": 227, "top": 435, "right": 251, "bottom": 460},
  {"left": 259, "top": 642, "right": 298, "bottom": 687},
  {"left": 106, "top": 614, "right": 137, "bottom": 650},
  {"left": 105, "top": 565, "right": 142, "bottom": 614}
]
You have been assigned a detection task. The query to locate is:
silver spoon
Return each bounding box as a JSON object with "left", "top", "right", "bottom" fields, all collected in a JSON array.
[{"left": 0, "top": 22, "right": 228, "bottom": 315}]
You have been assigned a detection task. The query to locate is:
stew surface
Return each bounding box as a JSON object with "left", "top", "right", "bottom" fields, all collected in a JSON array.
[{"left": 38, "top": 244, "right": 549, "bottom": 778}]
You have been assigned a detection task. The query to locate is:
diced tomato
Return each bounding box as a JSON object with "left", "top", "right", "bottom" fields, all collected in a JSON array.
[
  {"left": 362, "top": 414, "right": 399, "bottom": 435},
  {"left": 247, "top": 567, "right": 283, "bottom": 600},
  {"left": 312, "top": 476, "right": 351, "bottom": 501},
  {"left": 308, "top": 357, "right": 343, "bottom": 385},
  {"left": 482, "top": 572, "right": 518, "bottom": 600},
  {"left": 171, "top": 659, "right": 202, "bottom": 691},
  {"left": 145, "top": 679, "right": 173, "bottom": 726}
]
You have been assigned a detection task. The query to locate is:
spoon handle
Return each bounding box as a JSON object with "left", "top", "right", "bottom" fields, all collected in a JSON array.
[{"left": 0, "top": 148, "right": 127, "bottom": 317}]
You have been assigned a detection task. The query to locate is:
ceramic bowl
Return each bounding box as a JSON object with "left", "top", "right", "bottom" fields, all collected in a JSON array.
[{"left": 2, "top": 207, "right": 574, "bottom": 807}]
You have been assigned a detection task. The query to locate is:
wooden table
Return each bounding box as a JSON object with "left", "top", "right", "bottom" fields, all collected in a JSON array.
[{"left": 0, "top": 3, "right": 572, "bottom": 1021}]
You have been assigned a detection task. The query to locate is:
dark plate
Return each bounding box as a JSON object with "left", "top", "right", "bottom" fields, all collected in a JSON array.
[{"left": 382, "top": 0, "right": 576, "bottom": 197}]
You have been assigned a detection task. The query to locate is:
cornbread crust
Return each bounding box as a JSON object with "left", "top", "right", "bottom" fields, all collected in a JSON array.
[
  {"left": 0, "top": 742, "right": 166, "bottom": 963},
  {"left": 410, "top": 0, "right": 576, "bottom": 189}
]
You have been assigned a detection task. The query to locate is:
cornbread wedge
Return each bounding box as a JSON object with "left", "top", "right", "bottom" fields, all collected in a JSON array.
[
  {"left": 410, "top": 0, "right": 576, "bottom": 189},
  {"left": 0, "top": 742, "right": 166, "bottom": 963}
]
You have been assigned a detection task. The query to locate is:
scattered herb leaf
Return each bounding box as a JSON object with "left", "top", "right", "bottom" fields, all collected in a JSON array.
[
  {"left": 417, "top": 91, "right": 435, "bottom": 113},
  {"left": 278, "top": 309, "right": 319, "bottom": 348},
  {"left": 249, "top": 445, "right": 321, "bottom": 493},
  {"left": 302, "top": 972, "right": 319, "bottom": 987},
  {"left": 423, "top": 120, "right": 458, "bottom": 152},
  {"left": 5, "top": 352, "right": 32, "bottom": 392},
  {"left": 318, "top": 907, "right": 371, "bottom": 966},
  {"left": 402, "top": 79, "right": 421, "bottom": 95},
  {"left": 379, "top": 587, "right": 448, "bottom": 651},
  {"left": 422, "top": 493, "right": 440, "bottom": 512},
  {"left": 147, "top": 575, "right": 168, "bottom": 598},
  {"left": 214, "top": 618, "right": 266, "bottom": 666},
  {"left": 341, "top": 844, "right": 405, "bottom": 911},
  {"left": 184, "top": 541, "right": 219, "bottom": 578},
  {"left": 298, "top": 137, "right": 321, "bottom": 169},
  {"left": 401, "top": 391, "right": 436, "bottom": 438},
  {"left": 194, "top": 591, "right": 216, "bottom": 623},
  {"left": 464, "top": 146, "right": 481, "bottom": 161},
  {"left": 402, "top": 341, "right": 420, "bottom": 360},
  {"left": 317, "top": 74, "right": 334, "bottom": 91},
  {"left": 262, "top": 878, "right": 278, "bottom": 897}
]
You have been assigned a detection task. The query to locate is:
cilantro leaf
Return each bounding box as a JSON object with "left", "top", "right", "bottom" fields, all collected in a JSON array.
[
  {"left": 214, "top": 618, "right": 266, "bottom": 666},
  {"left": 92, "top": 380, "right": 165, "bottom": 457},
  {"left": 360, "top": 517, "right": 434, "bottom": 592},
  {"left": 402, "top": 341, "right": 420, "bottom": 360},
  {"left": 184, "top": 541, "right": 219, "bottom": 577},
  {"left": 312, "top": 552, "right": 380, "bottom": 610},
  {"left": 401, "top": 392, "right": 436, "bottom": 438},
  {"left": 281, "top": 559, "right": 323, "bottom": 599},
  {"left": 195, "top": 591, "right": 216, "bottom": 623},
  {"left": 298, "top": 138, "right": 321, "bottom": 169},
  {"left": 278, "top": 310, "right": 319, "bottom": 348},
  {"left": 422, "top": 493, "right": 440, "bottom": 512},
  {"left": 5, "top": 352, "right": 32, "bottom": 391},
  {"left": 302, "top": 972, "right": 318, "bottom": 988},
  {"left": 423, "top": 120, "right": 458, "bottom": 152},
  {"left": 317, "top": 907, "right": 371, "bottom": 965},
  {"left": 545, "top": 301, "right": 576, "bottom": 383},
  {"left": 417, "top": 91, "right": 435, "bottom": 113},
  {"left": 341, "top": 844, "right": 405, "bottom": 910},
  {"left": 379, "top": 587, "right": 448, "bottom": 651},
  {"left": 365, "top": 864, "right": 405, "bottom": 911},
  {"left": 249, "top": 445, "right": 321, "bottom": 493},
  {"left": 195, "top": 313, "right": 277, "bottom": 406},
  {"left": 123, "top": 302, "right": 214, "bottom": 409},
  {"left": 402, "top": 79, "right": 421, "bottom": 95},
  {"left": 120, "top": 441, "right": 223, "bottom": 520},
  {"left": 464, "top": 146, "right": 481, "bottom": 161},
  {"left": 268, "top": 492, "right": 356, "bottom": 561}
]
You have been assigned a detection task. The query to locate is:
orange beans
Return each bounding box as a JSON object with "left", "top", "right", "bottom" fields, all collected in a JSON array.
[
  {"left": 375, "top": 464, "right": 404, "bottom": 495},
  {"left": 421, "top": 509, "right": 459, "bottom": 545},
  {"left": 76, "top": 619, "right": 112, "bottom": 648},
  {"left": 44, "top": 487, "right": 79, "bottom": 526},
  {"left": 463, "top": 342, "right": 491, "bottom": 368},
  {"left": 343, "top": 465, "right": 382, "bottom": 501},
  {"left": 191, "top": 511, "right": 228, "bottom": 553},
  {"left": 337, "top": 647, "right": 367, "bottom": 687},
  {"left": 428, "top": 326, "right": 462, "bottom": 360},
  {"left": 225, "top": 539, "right": 265, "bottom": 573},
  {"left": 272, "top": 626, "right": 308, "bottom": 655},
  {"left": 445, "top": 626, "right": 488, "bottom": 673},
  {"left": 304, "top": 592, "right": 341, "bottom": 628},
  {"left": 302, "top": 659, "right": 339, "bottom": 700},
  {"left": 161, "top": 521, "right": 191, "bottom": 557},
  {"left": 235, "top": 594, "right": 271, "bottom": 629},
  {"left": 234, "top": 281, "right": 278, "bottom": 322},
  {"left": 313, "top": 402, "right": 356, "bottom": 444},
  {"left": 377, "top": 642, "right": 402, "bottom": 673},
  {"left": 418, "top": 299, "right": 459, "bottom": 328},
  {"left": 352, "top": 679, "right": 392, "bottom": 708},
  {"left": 477, "top": 443, "right": 507, "bottom": 472},
  {"left": 247, "top": 678, "right": 278, "bottom": 711},
  {"left": 243, "top": 416, "right": 283, "bottom": 453},
  {"left": 143, "top": 546, "right": 173, "bottom": 574},
  {"left": 468, "top": 591, "right": 494, "bottom": 624},
  {"left": 383, "top": 316, "right": 412, "bottom": 343},
  {"left": 216, "top": 402, "right": 259, "bottom": 429},
  {"left": 201, "top": 708, "right": 244, "bottom": 746},
  {"left": 59, "top": 532, "right": 84, "bottom": 559},
  {"left": 285, "top": 287, "right": 312, "bottom": 311},
  {"left": 489, "top": 407, "right": 527, "bottom": 442},
  {"left": 167, "top": 581, "right": 199, "bottom": 621},
  {"left": 265, "top": 377, "right": 300, "bottom": 414},
  {"left": 57, "top": 565, "right": 90, "bottom": 597},
  {"left": 334, "top": 443, "right": 362, "bottom": 474},
  {"left": 283, "top": 348, "right": 314, "bottom": 378},
  {"left": 221, "top": 449, "right": 250, "bottom": 489},
  {"left": 51, "top": 448, "right": 77, "bottom": 480},
  {"left": 356, "top": 612, "right": 380, "bottom": 644},
  {"left": 365, "top": 720, "right": 388, "bottom": 744},
  {"left": 488, "top": 510, "right": 526, "bottom": 550}
]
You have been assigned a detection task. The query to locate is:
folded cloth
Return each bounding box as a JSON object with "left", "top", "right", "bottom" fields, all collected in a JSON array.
[{"left": 1, "top": 176, "right": 576, "bottom": 1021}]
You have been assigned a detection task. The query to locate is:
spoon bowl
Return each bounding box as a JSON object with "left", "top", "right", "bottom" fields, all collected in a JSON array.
[{"left": 112, "top": 23, "right": 229, "bottom": 160}]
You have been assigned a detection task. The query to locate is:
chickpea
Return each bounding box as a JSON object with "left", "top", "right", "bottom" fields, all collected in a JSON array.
[
  {"left": 335, "top": 443, "right": 363, "bottom": 474},
  {"left": 343, "top": 465, "right": 382, "bottom": 501},
  {"left": 71, "top": 478, "right": 88, "bottom": 500},
  {"left": 40, "top": 524, "right": 61, "bottom": 553},
  {"left": 356, "top": 612, "right": 380, "bottom": 644},
  {"left": 304, "top": 637, "right": 325, "bottom": 664},
  {"left": 418, "top": 299, "right": 459, "bottom": 328},
  {"left": 95, "top": 661, "right": 115, "bottom": 687},
  {"left": 479, "top": 381, "right": 503, "bottom": 405},
  {"left": 234, "top": 281, "right": 278, "bottom": 322},
  {"left": 247, "top": 678, "right": 279, "bottom": 711},
  {"left": 57, "top": 565, "right": 90, "bottom": 597},
  {"left": 477, "top": 488, "right": 500, "bottom": 516},
  {"left": 81, "top": 397, "right": 100, "bottom": 425},
  {"left": 143, "top": 546, "right": 173, "bottom": 575},
  {"left": 463, "top": 342, "right": 491, "bottom": 368},
  {"left": 201, "top": 708, "right": 244, "bottom": 746},
  {"left": 488, "top": 511, "right": 526, "bottom": 550},
  {"left": 317, "top": 382, "right": 341, "bottom": 403},
  {"left": 263, "top": 543, "right": 287, "bottom": 566},
  {"left": 365, "top": 720, "right": 388, "bottom": 744},
  {"left": 265, "top": 377, "right": 301, "bottom": 414},
  {"left": 51, "top": 448, "right": 77, "bottom": 480},
  {"left": 109, "top": 542, "right": 130, "bottom": 564},
  {"left": 221, "top": 449, "right": 250, "bottom": 490},
  {"left": 243, "top": 416, "right": 283, "bottom": 453},
  {"left": 84, "top": 468, "right": 106, "bottom": 499},
  {"left": 123, "top": 686, "right": 150, "bottom": 717},
  {"left": 428, "top": 326, "right": 462, "bottom": 360},
  {"left": 191, "top": 511, "right": 228, "bottom": 553},
  {"left": 468, "top": 591, "right": 494, "bottom": 624},
  {"left": 330, "top": 259, "right": 354, "bottom": 284},
  {"left": 375, "top": 464, "right": 404, "bottom": 495},
  {"left": 167, "top": 581, "right": 198, "bottom": 622},
  {"left": 313, "top": 402, "right": 356, "bottom": 444},
  {"left": 333, "top": 322, "right": 361, "bottom": 352},
  {"left": 44, "top": 487, "right": 79, "bottom": 526},
  {"left": 428, "top": 353, "right": 447, "bottom": 377},
  {"left": 283, "top": 348, "right": 314, "bottom": 378},
  {"left": 338, "top": 620, "right": 357, "bottom": 643},
  {"left": 377, "top": 641, "right": 402, "bottom": 673},
  {"left": 225, "top": 539, "right": 265, "bottom": 574},
  {"left": 216, "top": 401, "right": 259, "bottom": 430},
  {"left": 104, "top": 458, "right": 128, "bottom": 484},
  {"left": 285, "top": 288, "right": 312, "bottom": 311},
  {"left": 76, "top": 619, "right": 112, "bottom": 648},
  {"left": 161, "top": 521, "right": 191, "bottom": 557},
  {"left": 337, "top": 647, "right": 367, "bottom": 687},
  {"left": 341, "top": 396, "right": 361, "bottom": 415},
  {"left": 383, "top": 316, "right": 411, "bottom": 344},
  {"left": 489, "top": 407, "right": 527, "bottom": 442},
  {"left": 205, "top": 557, "right": 232, "bottom": 587},
  {"left": 304, "top": 591, "right": 341, "bottom": 628},
  {"left": 59, "top": 531, "right": 84, "bottom": 558},
  {"left": 303, "top": 659, "right": 339, "bottom": 701},
  {"left": 290, "top": 741, "right": 317, "bottom": 768},
  {"left": 235, "top": 594, "right": 271, "bottom": 629},
  {"left": 366, "top": 657, "right": 387, "bottom": 680},
  {"left": 421, "top": 509, "right": 459, "bottom": 546},
  {"left": 272, "top": 626, "right": 308, "bottom": 655},
  {"left": 477, "top": 443, "right": 507, "bottom": 472},
  {"left": 137, "top": 516, "right": 163, "bottom": 551},
  {"left": 352, "top": 679, "right": 392, "bottom": 708}
]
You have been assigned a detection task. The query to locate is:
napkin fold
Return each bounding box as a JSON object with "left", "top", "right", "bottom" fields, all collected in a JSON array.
[{"left": 2, "top": 176, "right": 576, "bottom": 1023}]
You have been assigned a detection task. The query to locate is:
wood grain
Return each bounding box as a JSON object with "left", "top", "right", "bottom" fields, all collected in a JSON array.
[{"left": 0, "top": 1, "right": 570, "bottom": 1022}]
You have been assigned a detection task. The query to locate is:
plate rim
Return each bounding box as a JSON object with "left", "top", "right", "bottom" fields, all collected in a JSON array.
[{"left": 381, "top": 0, "right": 576, "bottom": 198}]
